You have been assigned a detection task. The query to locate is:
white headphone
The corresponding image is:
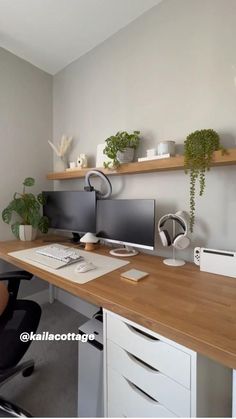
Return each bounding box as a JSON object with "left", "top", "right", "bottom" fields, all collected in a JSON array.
[{"left": 158, "top": 212, "right": 190, "bottom": 250}]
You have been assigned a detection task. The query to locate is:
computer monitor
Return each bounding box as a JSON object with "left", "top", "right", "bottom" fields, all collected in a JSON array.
[
  {"left": 43, "top": 191, "right": 96, "bottom": 241},
  {"left": 96, "top": 199, "right": 155, "bottom": 256}
]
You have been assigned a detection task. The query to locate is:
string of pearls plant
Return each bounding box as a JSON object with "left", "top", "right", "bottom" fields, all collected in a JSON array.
[{"left": 184, "top": 129, "right": 226, "bottom": 232}]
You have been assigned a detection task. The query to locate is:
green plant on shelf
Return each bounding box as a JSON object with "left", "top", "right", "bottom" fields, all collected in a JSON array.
[
  {"left": 103, "top": 130, "right": 140, "bottom": 168},
  {"left": 2, "top": 177, "right": 49, "bottom": 238},
  {"left": 184, "top": 129, "right": 227, "bottom": 232}
]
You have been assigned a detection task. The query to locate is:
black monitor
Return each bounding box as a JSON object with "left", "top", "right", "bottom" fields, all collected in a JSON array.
[
  {"left": 96, "top": 199, "right": 155, "bottom": 256},
  {"left": 43, "top": 191, "right": 96, "bottom": 240}
]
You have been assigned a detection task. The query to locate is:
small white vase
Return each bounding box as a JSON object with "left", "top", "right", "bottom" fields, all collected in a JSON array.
[
  {"left": 55, "top": 157, "right": 68, "bottom": 172},
  {"left": 117, "top": 147, "right": 134, "bottom": 164},
  {"left": 19, "top": 225, "right": 37, "bottom": 241}
]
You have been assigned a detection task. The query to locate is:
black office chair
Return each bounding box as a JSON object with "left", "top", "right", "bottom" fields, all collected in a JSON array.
[{"left": 0, "top": 271, "right": 42, "bottom": 417}]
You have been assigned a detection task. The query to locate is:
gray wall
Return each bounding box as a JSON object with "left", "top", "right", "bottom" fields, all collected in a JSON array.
[
  {"left": 0, "top": 47, "right": 53, "bottom": 294},
  {"left": 52, "top": 0, "right": 236, "bottom": 261}
]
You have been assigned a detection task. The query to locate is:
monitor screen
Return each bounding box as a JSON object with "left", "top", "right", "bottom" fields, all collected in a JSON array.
[
  {"left": 96, "top": 199, "right": 155, "bottom": 250},
  {"left": 43, "top": 191, "right": 96, "bottom": 234}
]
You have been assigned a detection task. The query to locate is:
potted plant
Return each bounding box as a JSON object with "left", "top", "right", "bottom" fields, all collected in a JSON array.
[
  {"left": 2, "top": 177, "right": 49, "bottom": 241},
  {"left": 184, "top": 129, "right": 226, "bottom": 232},
  {"left": 103, "top": 130, "right": 140, "bottom": 168}
]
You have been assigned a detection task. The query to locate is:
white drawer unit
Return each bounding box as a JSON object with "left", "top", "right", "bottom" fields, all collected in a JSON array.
[
  {"left": 233, "top": 370, "right": 236, "bottom": 418},
  {"left": 107, "top": 339, "right": 190, "bottom": 417},
  {"left": 108, "top": 368, "right": 177, "bottom": 418},
  {"left": 106, "top": 311, "right": 191, "bottom": 388},
  {"left": 104, "top": 310, "right": 232, "bottom": 418},
  {"left": 107, "top": 402, "right": 123, "bottom": 418}
]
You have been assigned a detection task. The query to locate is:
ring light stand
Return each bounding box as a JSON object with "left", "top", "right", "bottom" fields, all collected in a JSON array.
[{"left": 163, "top": 220, "right": 186, "bottom": 267}]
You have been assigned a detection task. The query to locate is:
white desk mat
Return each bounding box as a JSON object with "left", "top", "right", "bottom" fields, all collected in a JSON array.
[{"left": 8, "top": 247, "right": 129, "bottom": 284}]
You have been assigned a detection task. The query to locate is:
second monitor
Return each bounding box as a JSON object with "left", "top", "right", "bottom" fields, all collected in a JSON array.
[{"left": 96, "top": 199, "right": 155, "bottom": 256}]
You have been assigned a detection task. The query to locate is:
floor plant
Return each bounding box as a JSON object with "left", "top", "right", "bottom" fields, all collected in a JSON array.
[{"left": 2, "top": 177, "right": 49, "bottom": 238}]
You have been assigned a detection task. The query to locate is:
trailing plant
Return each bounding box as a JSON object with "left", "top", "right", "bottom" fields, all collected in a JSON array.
[
  {"left": 184, "top": 129, "right": 226, "bottom": 232},
  {"left": 2, "top": 177, "right": 49, "bottom": 238},
  {"left": 103, "top": 130, "right": 140, "bottom": 168}
]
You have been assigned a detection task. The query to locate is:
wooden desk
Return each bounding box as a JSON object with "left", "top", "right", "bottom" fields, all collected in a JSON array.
[{"left": 0, "top": 238, "right": 236, "bottom": 370}]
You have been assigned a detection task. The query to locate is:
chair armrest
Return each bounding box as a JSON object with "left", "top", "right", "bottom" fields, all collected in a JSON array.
[
  {"left": 0, "top": 271, "right": 33, "bottom": 300},
  {"left": 0, "top": 270, "right": 33, "bottom": 281}
]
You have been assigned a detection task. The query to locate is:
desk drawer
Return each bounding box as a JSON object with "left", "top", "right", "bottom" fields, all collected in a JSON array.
[
  {"left": 108, "top": 367, "right": 177, "bottom": 418},
  {"left": 107, "top": 313, "right": 191, "bottom": 388},
  {"left": 107, "top": 340, "right": 190, "bottom": 417},
  {"left": 108, "top": 403, "right": 124, "bottom": 418}
]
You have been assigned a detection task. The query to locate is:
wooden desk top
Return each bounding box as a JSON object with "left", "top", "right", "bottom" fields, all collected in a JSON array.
[{"left": 0, "top": 238, "right": 236, "bottom": 369}]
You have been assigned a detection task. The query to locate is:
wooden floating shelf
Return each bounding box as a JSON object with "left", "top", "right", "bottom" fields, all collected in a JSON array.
[{"left": 47, "top": 148, "right": 236, "bottom": 180}]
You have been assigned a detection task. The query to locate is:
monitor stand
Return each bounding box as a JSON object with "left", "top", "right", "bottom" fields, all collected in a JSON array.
[
  {"left": 70, "top": 232, "right": 81, "bottom": 243},
  {"left": 109, "top": 245, "right": 138, "bottom": 257}
]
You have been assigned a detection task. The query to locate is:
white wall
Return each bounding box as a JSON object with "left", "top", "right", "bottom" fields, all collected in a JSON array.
[
  {"left": 0, "top": 47, "right": 53, "bottom": 294},
  {"left": 0, "top": 47, "right": 53, "bottom": 240},
  {"left": 53, "top": 0, "right": 236, "bottom": 261}
]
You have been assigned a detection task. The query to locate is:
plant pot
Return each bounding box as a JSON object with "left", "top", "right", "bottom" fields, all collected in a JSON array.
[
  {"left": 117, "top": 147, "right": 134, "bottom": 164},
  {"left": 19, "top": 225, "right": 37, "bottom": 241}
]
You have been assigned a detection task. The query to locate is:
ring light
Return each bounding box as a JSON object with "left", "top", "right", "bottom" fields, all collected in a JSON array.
[{"left": 84, "top": 170, "right": 112, "bottom": 199}]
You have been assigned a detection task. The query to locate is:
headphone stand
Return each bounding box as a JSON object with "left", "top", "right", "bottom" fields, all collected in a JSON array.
[
  {"left": 109, "top": 246, "right": 138, "bottom": 257},
  {"left": 163, "top": 220, "right": 186, "bottom": 266},
  {"left": 164, "top": 257, "right": 185, "bottom": 267}
]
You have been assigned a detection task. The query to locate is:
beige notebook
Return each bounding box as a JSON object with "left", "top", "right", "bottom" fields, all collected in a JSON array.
[{"left": 121, "top": 269, "right": 149, "bottom": 282}]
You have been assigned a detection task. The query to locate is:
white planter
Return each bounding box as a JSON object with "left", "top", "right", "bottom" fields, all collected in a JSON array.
[
  {"left": 157, "top": 141, "right": 176, "bottom": 156},
  {"left": 19, "top": 225, "right": 37, "bottom": 241},
  {"left": 117, "top": 147, "right": 134, "bottom": 164}
]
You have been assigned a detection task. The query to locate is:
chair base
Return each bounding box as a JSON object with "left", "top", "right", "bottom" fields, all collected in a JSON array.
[
  {"left": 0, "top": 397, "right": 32, "bottom": 417},
  {"left": 0, "top": 360, "right": 34, "bottom": 387},
  {"left": 0, "top": 360, "right": 35, "bottom": 417}
]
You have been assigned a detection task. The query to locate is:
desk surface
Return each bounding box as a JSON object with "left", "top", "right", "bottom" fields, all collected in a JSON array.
[{"left": 0, "top": 238, "right": 236, "bottom": 369}]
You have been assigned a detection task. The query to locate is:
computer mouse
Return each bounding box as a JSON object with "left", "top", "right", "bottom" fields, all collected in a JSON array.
[{"left": 75, "top": 261, "right": 96, "bottom": 273}]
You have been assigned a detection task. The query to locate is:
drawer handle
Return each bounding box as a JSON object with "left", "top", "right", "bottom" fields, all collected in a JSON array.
[
  {"left": 126, "top": 351, "right": 159, "bottom": 373},
  {"left": 124, "top": 377, "right": 159, "bottom": 404},
  {"left": 126, "top": 324, "right": 159, "bottom": 342}
]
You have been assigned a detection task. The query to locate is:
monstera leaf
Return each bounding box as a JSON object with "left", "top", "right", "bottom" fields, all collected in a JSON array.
[
  {"left": 2, "top": 207, "right": 12, "bottom": 224},
  {"left": 23, "top": 177, "right": 35, "bottom": 187},
  {"left": 38, "top": 216, "right": 50, "bottom": 234},
  {"left": 11, "top": 222, "right": 21, "bottom": 239}
]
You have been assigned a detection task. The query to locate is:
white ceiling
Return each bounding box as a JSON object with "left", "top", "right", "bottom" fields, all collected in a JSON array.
[{"left": 0, "top": 0, "right": 162, "bottom": 75}]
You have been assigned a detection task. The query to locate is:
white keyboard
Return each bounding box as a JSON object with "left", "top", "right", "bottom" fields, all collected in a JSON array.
[{"left": 28, "top": 244, "right": 84, "bottom": 269}]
